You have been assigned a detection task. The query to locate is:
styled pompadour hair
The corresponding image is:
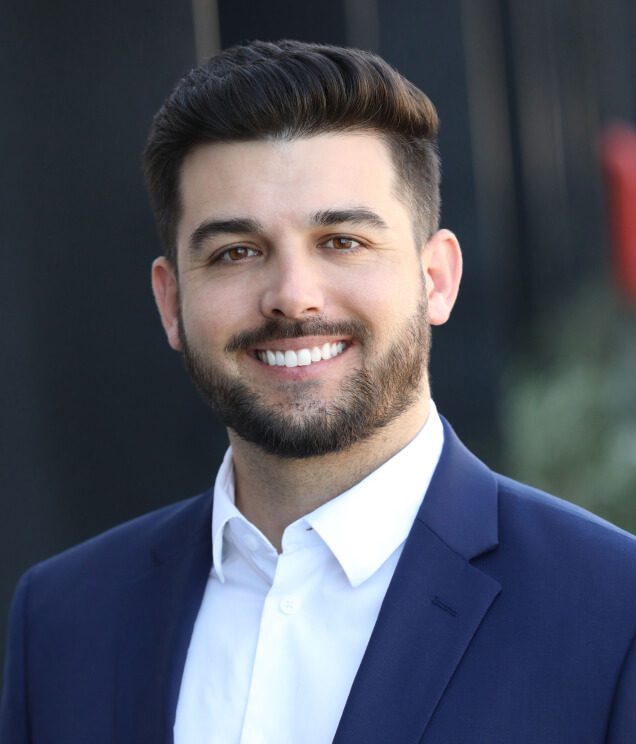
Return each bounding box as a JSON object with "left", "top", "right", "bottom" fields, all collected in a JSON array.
[{"left": 143, "top": 39, "right": 440, "bottom": 263}]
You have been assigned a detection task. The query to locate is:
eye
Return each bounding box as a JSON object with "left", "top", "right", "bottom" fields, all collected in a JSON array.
[
  {"left": 217, "top": 245, "right": 260, "bottom": 263},
  {"left": 322, "top": 236, "right": 362, "bottom": 251}
]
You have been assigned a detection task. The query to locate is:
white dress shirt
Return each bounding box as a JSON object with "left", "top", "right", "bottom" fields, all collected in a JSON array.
[{"left": 174, "top": 402, "right": 444, "bottom": 744}]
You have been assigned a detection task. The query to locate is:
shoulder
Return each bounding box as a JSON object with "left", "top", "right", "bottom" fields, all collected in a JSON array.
[
  {"left": 425, "top": 418, "right": 636, "bottom": 574},
  {"left": 496, "top": 472, "right": 635, "bottom": 546},
  {"left": 23, "top": 489, "right": 213, "bottom": 600},
  {"left": 490, "top": 472, "right": 636, "bottom": 591}
]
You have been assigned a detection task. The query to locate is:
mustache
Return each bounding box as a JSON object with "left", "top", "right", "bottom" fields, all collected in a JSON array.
[{"left": 225, "top": 317, "right": 370, "bottom": 352}]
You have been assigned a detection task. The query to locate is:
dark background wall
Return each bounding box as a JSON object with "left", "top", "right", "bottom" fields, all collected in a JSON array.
[
  {"left": 1, "top": 0, "right": 223, "bottom": 666},
  {"left": 2, "top": 0, "right": 634, "bottom": 666}
]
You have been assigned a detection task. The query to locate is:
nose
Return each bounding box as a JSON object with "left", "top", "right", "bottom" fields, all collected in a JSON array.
[{"left": 260, "top": 250, "right": 325, "bottom": 320}]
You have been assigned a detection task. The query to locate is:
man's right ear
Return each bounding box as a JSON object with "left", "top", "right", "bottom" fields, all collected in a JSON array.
[{"left": 151, "top": 257, "right": 182, "bottom": 351}]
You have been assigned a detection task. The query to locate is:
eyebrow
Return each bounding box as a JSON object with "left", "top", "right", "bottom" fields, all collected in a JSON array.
[
  {"left": 311, "top": 208, "right": 389, "bottom": 230},
  {"left": 188, "top": 217, "right": 263, "bottom": 253}
]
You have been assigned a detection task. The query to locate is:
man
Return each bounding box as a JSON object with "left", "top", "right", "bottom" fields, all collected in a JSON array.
[{"left": 1, "top": 39, "right": 635, "bottom": 744}]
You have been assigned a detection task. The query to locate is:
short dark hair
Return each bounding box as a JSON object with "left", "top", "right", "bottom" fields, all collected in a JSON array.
[{"left": 143, "top": 39, "right": 440, "bottom": 264}]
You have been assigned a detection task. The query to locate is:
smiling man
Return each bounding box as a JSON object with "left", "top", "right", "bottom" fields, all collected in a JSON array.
[
  {"left": 2, "top": 40, "right": 636, "bottom": 744},
  {"left": 151, "top": 131, "right": 459, "bottom": 552}
]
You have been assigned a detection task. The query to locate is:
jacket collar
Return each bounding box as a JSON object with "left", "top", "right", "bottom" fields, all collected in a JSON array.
[
  {"left": 333, "top": 417, "right": 501, "bottom": 744},
  {"left": 114, "top": 490, "right": 213, "bottom": 744},
  {"left": 417, "top": 416, "right": 499, "bottom": 560}
]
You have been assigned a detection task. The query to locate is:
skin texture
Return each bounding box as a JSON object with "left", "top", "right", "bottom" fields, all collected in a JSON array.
[{"left": 152, "top": 132, "right": 462, "bottom": 549}]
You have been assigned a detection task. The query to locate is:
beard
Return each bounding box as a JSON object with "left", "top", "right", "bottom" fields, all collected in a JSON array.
[{"left": 179, "top": 301, "right": 431, "bottom": 459}]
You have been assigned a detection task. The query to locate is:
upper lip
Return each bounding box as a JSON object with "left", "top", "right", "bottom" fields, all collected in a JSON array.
[{"left": 251, "top": 336, "right": 350, "bottom": 352}]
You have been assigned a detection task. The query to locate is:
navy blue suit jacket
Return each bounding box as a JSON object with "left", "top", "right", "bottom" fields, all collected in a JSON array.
[{"left": 2, "top": 420, "right": 636, "bottom": 742}]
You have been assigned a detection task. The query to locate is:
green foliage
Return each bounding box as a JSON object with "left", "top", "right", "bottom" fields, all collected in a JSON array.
[{"left": 501, "top": 278, "right": 636, "bottom": 534}]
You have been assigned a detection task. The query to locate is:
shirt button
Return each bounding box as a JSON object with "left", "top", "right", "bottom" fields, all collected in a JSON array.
[{"left": 279, "top": 596, "right": 299, "bottom": 615}]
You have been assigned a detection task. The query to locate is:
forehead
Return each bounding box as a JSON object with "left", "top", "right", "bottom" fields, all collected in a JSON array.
[{"left": 176, "top": 132, "right": 408, "bottom": 240}]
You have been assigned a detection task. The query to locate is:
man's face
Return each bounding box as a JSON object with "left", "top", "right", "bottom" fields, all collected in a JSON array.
[{"left": 153, "top": 132, "right": 459, "bottom": 457}]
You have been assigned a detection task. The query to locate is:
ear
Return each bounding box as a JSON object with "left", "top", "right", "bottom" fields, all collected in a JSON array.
[
  {"left": 421, "top": 229, "right": 463, "bottom": 326},
  {"left": 151, "top": 257, "right": 182, "bottom": 351}
]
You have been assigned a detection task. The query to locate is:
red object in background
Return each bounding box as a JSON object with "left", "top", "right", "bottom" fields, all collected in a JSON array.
[{"left": 601, "top": 124, "right": 636, "bottom": 304}]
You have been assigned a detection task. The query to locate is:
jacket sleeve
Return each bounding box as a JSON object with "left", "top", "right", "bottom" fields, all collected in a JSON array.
[
  {"left": 0, "top": 571, "right": 32, "bottom": 743},
  {"left": 606, "top": 627, "right": 636, "bottom": 743}
]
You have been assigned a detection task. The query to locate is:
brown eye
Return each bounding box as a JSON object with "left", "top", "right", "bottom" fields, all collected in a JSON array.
[
  {"left": 222, "top": 245, "right": 258, "bottom": 262},
  {"left": 323, "top": 236, "right": 362, "bottom": 251},
  {"left": 333, "top": 237, "right": 354, "bottom": 250}
]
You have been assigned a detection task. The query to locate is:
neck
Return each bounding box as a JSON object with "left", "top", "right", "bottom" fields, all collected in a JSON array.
[{"left": 228, "top": 396, "right": 431, "bottom": 551}]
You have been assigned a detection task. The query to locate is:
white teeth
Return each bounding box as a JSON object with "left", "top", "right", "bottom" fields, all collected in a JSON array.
[
  {"left": 297, "top": 349, "right": 312, "bottom": 366},
  {"left": 284, "top": 350, "right": 298, "bottom": 367},
  {"left": 258, "top": 342, "right": 347, "bottom": 367}
]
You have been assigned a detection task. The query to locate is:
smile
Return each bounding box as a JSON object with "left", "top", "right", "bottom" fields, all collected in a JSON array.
[{"left": 256, "top": 342, "right": 347, "bottom": 368}]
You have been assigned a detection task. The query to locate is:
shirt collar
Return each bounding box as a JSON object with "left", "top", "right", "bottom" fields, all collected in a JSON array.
[
  {"left": 305, "top": 401, "right": 444, "bottom": 586},
  {"left": 211, "top": 448, "right": 242, "bottom": 583},
  {"left": 211, "top": 401, "right": 444, "bottom": 587}
]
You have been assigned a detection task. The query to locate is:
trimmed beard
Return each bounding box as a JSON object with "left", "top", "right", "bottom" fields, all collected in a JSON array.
[{"left": 179, "top": 301, "right": 431, "bottom": 459}]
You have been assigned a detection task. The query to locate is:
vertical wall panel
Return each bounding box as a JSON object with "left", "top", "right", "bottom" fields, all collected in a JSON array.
[
  {"left": 0, "top": 0, "right": 226, "bottom": 665},
  {"left": 379, "top": 0, "right": 505, "bottom": 455}
]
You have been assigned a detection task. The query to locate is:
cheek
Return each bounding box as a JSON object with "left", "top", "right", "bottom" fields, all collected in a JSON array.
[
  {"left": 346, "top": 269, "right": 423, "bottom": 323},
  {"left": 181, "top": 273, "right": 271, "bottom": 352},
  {"left": 179, "top": 289, "right": 235, "bottom": 347}
]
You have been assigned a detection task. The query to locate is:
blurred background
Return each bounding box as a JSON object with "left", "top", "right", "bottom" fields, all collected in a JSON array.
[{"left": 2, "top": 0, "right": 636, "bottom": 664}]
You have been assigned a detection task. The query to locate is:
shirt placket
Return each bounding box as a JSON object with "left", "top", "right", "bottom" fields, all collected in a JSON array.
[{"left": 238, "top": 533, "right": 313, "bottom": 744}]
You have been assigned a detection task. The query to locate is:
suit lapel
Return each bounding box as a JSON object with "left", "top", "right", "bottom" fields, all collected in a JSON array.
[
  {"left": 114, "top": 492, "right": 213, "bottom": 744},
  {"left": 334, "top": 420, "right": 501, "bottom": 744}
]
